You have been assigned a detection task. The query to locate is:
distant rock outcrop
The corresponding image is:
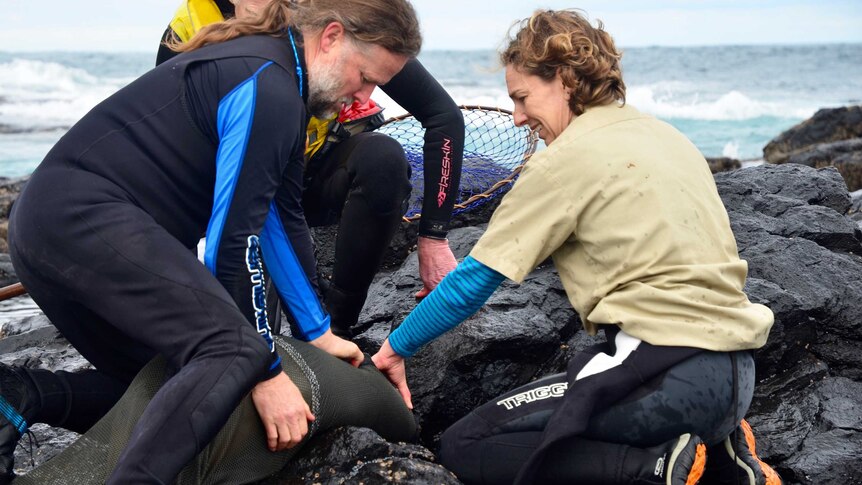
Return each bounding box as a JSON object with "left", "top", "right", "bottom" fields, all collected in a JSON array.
[
  {"left": 764, "top": 105, "right": 862, "bottom": 164},
  {"left": 0, "top": 176, "right": 28, "bottom": 254},
  {"left": 764, "top": 105, "right": 862, "bottom": 191},
  {"left": 706, "top": 156, "right": 742, "bottom": 174}
]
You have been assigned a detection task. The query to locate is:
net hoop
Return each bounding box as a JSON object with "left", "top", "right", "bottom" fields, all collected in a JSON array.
[{"left": 377, "top": 105, "right": 539, "bottom": 222}]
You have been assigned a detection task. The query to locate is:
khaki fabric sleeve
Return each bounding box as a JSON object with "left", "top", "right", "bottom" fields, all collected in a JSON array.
[{"left": 470, "top": 157, "right": 580, "bottom": 283}]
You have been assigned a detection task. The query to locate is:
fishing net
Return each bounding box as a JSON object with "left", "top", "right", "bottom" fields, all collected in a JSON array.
[{"left": 376, "top": 106, "right": 538, "bottom": 221}]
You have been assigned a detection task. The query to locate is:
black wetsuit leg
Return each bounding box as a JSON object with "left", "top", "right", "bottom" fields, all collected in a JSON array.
[
  {"left": 9, "top": 170, "right": 275, "bottom": 484},
  {"left": 439, "top": 346, "right": 755, "bottom": 484},
  {"left": 5, "top": 282, "right": 144, "bottom": 434},
  {"left": 302, "top": 131, "right": 412, "bottom": 337}
]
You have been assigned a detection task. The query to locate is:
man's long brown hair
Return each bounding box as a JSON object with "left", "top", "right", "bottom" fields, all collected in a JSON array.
[{"left": 169, "top": 0, "right": 421, "bottom": 57}]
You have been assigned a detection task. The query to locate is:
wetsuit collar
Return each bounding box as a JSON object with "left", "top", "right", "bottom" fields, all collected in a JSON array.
[{"left": 286, "top": 28, "right": 309, "bottom": 102}]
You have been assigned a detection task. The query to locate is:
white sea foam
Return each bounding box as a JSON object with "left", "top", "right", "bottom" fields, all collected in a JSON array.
[
  {"left": 0, "top": 59, "right": 131, "bottom": 131},
  {"left": 627, "top": 84, "right": 816, "bottom": 121},
  {"left": 722, "top": 141, "right": 740, "bottom": 158},
  {"left": 377, "top": 81, "right": 818, "bottom": 124}
]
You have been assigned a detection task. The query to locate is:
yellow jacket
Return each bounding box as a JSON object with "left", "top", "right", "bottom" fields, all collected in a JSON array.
[{"left": 169, "top": 0, "right": 226, "bottom": 42}]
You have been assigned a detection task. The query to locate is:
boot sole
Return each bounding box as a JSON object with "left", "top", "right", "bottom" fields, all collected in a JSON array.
[{"left": 667, "top": 433, "right": 707, "bottom": 485}]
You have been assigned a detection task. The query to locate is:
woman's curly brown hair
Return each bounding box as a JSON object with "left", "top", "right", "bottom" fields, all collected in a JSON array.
[{"left": 501, "top": 9, "right": 625, "bottom": 116}]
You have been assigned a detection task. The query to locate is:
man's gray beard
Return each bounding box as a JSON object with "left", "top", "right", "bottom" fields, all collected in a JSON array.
[
  {"left": 307, "top": 60, "right": 346, "bottom": 118},
  {"left": 307, "top": 92, "right": 339, "bottom": 118}
]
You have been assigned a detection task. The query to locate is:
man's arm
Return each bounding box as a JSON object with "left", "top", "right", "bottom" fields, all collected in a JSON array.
[{"left": 380, "top": 59, "right": 465, "bottom": 296}]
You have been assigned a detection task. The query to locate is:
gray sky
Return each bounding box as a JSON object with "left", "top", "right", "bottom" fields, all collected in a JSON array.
[{"left": 2, "top": 0, "right": 861, "bottom": 52}]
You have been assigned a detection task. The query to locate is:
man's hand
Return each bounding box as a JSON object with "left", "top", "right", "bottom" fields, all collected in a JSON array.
[
  {"left": 415, "top": 236, "right": 457, "bottom": 300},
  {"left": 251, "top": 372, "right": 315, "bottom": 452},
  {"left": 372, "top": 339, "right": 413, "bottom": 409},
  {"left": 310, "top": 329, "right": 363, "bottom": 367}
]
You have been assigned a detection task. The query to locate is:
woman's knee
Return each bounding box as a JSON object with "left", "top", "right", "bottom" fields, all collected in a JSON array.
[
  {"left": 585, "top": 351, "right": 752, "bottom": 446},
  {"left": 439, "top": 415, "right": 484, "bottom": 482}
]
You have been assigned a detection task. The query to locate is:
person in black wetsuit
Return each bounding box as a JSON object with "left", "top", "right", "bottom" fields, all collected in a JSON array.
[
  {"left": 0, "top": 1, "right": 422, "bottom": 483},
  {"left": 157, "top": 0, "right": 466, "bottom": 339}
]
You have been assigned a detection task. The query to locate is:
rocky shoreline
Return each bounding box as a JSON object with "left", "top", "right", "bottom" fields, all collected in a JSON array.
[{"left": 1, "top": 106, "right": 861, "bottom": 484}]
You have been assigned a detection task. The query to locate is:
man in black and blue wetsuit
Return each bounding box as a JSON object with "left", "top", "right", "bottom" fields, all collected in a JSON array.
[
  {"left": 157, "top": 0, "right": 466, "bottom": 339},
  {"left": 0, "top": 0, "right": 423, "bottom": 482}
]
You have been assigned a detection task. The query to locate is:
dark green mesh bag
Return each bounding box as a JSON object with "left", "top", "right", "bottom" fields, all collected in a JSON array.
[{"left": 15, "top": 337, "right": 416, "bottom": 484}]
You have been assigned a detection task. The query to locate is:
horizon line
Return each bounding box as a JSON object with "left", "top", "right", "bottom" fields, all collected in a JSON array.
[{"left": 2, "top": 40, "right": 861, "bottom": 56}]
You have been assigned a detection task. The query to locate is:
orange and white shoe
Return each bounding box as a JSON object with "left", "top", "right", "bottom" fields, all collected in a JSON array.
[
  {"left": 664, "top": 433, "right": 707, "bottom": 485},
  {"left": 639, "top": 433, "right": 707, "bottom": 485},
  {"left": 702, "top": 419, "right": 783, "bottom": 485}
]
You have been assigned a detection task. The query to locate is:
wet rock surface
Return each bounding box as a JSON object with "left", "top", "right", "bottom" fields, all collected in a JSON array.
[
  {"left": 1, "top": 164, "right": 861, "bottom": 483},
  {"left": 265, "top": 427, "right": 459, "bottom": 484}
]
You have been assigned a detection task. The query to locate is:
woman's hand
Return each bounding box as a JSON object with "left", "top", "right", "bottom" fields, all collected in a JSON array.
[
  {"left": 251, "top": 372, "right": 315, "bottom": 452},
  {"left": 310, "top": 329, "right": 363, "bottom": 367},
  {"left": 372, "top": 339, "right": 413, "bottom": 409}
]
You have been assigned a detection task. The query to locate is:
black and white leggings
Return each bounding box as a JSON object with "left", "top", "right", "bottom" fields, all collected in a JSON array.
[{"left": 440, "top": 329, "right": 755, "bottom": 484}]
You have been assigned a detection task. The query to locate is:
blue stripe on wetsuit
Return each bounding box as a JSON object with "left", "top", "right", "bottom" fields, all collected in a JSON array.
[
  {"left": 204, "top": 61, "right": 273, "bottom": 274},
  {"left": 0, "top": 395, "right": 28, "bottom": 434},
  {"left": 389, "top": 255, "right": 505, "bottom": 357},
  {"left": 260, "top": 201, "right": 330, "bottom": 341},
  {"left": 204, "top": 61, "right": 288, "bottom": 361}
]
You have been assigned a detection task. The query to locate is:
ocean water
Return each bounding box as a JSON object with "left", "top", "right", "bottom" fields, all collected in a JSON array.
[{"left": 1, "top": 44, "right": 861, "bottom": 178}]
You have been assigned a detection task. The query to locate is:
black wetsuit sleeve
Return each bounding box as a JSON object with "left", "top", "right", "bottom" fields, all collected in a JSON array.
[
  {"left": 381, "top": 59, "right": 464, "bottom": 238},
  {"left": 156, "top": 26, "right": 179, "bottom": 66},
  {"left": 190, "top": 58, "right": 310, "bottom": 377}
]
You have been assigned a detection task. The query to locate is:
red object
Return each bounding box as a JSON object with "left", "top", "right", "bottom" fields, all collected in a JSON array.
[{"left": 338, "top": 99, "right": 382, "bottom": 123}]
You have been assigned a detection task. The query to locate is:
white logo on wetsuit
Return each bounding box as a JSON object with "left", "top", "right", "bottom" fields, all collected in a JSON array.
[
  {"left": 437, "top": 137, "right": 452, "bottom": 207},
  {"left": 654, "top": 453, "right": 667, "bottom": 477},
  {"left": 495, "top": 382, "right": 568, "bottom": 410},
  {"left": 245, "top": 235, "right": 275, "bottom": 352}
]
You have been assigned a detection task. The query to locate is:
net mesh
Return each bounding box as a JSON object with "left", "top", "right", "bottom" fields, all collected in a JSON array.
[
  {"left": 14, "top": 338, "right": 415, "bottom": 485},
  {"left": 376, "top": 106, "right": 538, "bottom": 221}
]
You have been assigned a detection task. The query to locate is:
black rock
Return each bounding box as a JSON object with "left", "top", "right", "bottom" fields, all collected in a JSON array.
[
  {"left": 782, "top": 138, "right": 862, "bottom": 191},
  {"left": 706, "top": 156, "right": 742, "bottom": 174},
  {"left": 0, "top": 253, "right": 17, "bottom": 287},
  {"left": 764, "top": 105, "right": 862, "bottom": 164},
  {"left": 266, "top": 427, "right": 458, "bottom": 484},
  {"left": 0, "top": 175, "right": 30, "bottom": 254},
  {"left": 3, "top": 163, "right": 862, "bottom": 484}
]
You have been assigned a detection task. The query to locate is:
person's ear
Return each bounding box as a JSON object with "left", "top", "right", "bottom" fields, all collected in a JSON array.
[
  {"left": 557, "top": 72, "right": 572, "bottom": 99},
  {"left": 318, "top": 21, "right": 345, "bottom": 54}
]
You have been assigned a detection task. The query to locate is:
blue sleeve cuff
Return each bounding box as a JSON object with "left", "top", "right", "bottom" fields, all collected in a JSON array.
[
  {"left": 293, "top": 319, "right": 330, "bottom": 341},
  {"left": 260, "top": 202, "right": 331, "bottom": 341},
  {"left": 389, "top": 255, "right": 504, "bottom": 357}
]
